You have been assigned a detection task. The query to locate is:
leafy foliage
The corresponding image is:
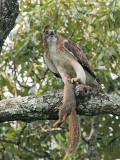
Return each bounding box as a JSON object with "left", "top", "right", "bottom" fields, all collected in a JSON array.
[{"left": 0, "top": 0, "right": 120, "bottom": 159}]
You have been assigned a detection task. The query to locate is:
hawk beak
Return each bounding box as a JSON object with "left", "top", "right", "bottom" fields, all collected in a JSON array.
[{"left": 49, "top": 31, "right": 54, "bottom": 37}]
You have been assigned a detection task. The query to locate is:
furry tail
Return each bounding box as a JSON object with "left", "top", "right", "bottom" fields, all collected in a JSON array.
[{"left": 66, "top": 108, "right": 80, "bottom": 155}]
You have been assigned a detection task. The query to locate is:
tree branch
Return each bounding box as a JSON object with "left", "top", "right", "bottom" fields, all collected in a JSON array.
[
  {"left": 17, "top": 123, "right": 27, "bottom": 145},
  {"left": 0, "top": 138, "right": 54, "bottom": 160},
  {"left": 0, "top": 86, "right": 120, "bottom": 123}
]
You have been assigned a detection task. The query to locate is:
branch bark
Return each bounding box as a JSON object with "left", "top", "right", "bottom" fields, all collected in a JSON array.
[
  {"left": 0, "top": 87, "right": 120, "bottom": 123},
  {"left": 0, "top": 0, "right": 19, "bottom": 53}
]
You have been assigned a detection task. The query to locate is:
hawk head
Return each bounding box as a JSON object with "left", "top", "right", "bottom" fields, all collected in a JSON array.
[{"left": 43, "top": 30, "right": 59, "bottom": 46}]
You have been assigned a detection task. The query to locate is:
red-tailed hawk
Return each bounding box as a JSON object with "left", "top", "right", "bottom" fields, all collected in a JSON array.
[
  {"left": 43, "top": 30, "right": 103, "bottom": 154},
  {"left": 43, "top": 30, "right": 102, "bottom": 92}
]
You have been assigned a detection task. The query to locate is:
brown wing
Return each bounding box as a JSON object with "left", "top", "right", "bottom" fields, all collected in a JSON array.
[{"left": 64, "top": 39, "right": 99, "bottom": 82}]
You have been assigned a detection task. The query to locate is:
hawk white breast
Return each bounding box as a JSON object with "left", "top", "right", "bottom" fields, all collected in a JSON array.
[{"left": 43, "top": 30, "right": 102, "bottom": 92}]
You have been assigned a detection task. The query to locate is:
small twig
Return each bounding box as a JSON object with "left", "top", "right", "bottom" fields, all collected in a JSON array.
[
  {"left": 0, "top": 150, "right": 5, "bottom": 160},
  {"left": 17, "top": 123, "right": 27, "bottom": 145},
  {"left": 0, "top": 139, "right": 17, "bottom": 145},
  {"left": 44, "top": 14, "right": 58, "bottom": 30},
  {"left": 68, "top": 31, "right": 75, "bottom": 40},
  {"left": 41, "top": 127, "right": 67, "bottom": 133},
  {"left": 0, "top": 142, "right": 5, "bottom": 160},
  {"left": 31, "top": 121, "right": 67, "bottom": 133},
  {"left": 39, "top": 127, "right": 67, "bottom": 143},
  {"left": 31, "top": 121, "right": 49, "bottom": 131},
  {"left": 109, "top": 137, "right": 117, "bottom": 145},
  {"left": 17, "top": 80, "right": 36, "bottom": 89},
  {"left": 26, "top": 133, "right": 36, "bottom": 138},
  {"left": 81, "top": 136, "right": 89, "bottom": 144},
  {"left": 40, "top": 131, "right": 53, "bottom": 143},
  {"left": 43, "top": 150, "right": 55, "bottom": 160},
  {"left": 17, "top": 69, "right": 48, "bottom": 89},
  {"left": 79, "top": 43, "right": 91, "bottom": 52},
  {"left": 32, "top": 68, "right": 48, "bottom": 81},
  {"left": 27, "top": 128, "right": 67, "bottom": 139}
]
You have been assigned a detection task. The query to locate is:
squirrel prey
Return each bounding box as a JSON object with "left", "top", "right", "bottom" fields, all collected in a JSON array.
[{"left": 53, "top": 80, "right": 80, "bottom": 154}]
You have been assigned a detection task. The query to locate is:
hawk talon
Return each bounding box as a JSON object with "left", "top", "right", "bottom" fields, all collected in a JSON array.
[{"left": 68, "top": 78, "right": 80, "bottom": 85}]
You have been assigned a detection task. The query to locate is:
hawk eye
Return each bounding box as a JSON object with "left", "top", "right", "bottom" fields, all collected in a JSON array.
[{"left": 45, "top": 31, "right": 48, "bottom": 34}]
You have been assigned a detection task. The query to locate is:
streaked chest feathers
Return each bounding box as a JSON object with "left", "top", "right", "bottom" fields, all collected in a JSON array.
[{"left": 48, "top": 43, "right": 76, "bottom": 72}]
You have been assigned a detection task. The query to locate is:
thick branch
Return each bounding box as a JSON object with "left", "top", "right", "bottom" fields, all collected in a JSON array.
[{"left": 0, "top": 88, "right": 120, "bottom": 122}]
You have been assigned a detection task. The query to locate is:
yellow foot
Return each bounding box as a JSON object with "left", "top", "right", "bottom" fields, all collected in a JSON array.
[{"left": 68, "top": 78, "right": 80, "bottom": 85}]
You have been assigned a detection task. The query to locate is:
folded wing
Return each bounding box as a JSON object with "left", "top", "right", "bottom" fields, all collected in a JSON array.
[{"left": 64, "top": 39, "right": 99, "bottom": 83}]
